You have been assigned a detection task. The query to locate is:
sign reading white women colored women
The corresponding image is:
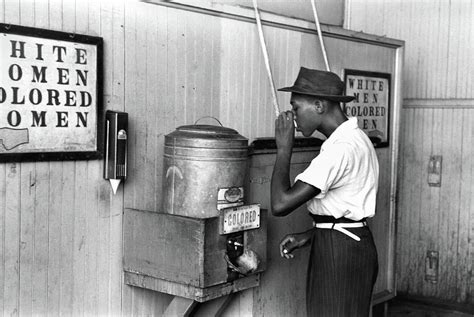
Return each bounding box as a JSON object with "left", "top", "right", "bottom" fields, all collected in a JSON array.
[
  {"left": 344, "top": 69, "right": 391, "bottom": 148},
  {"left": 0, "top": 24, "right": 102, "bottom": 161}
]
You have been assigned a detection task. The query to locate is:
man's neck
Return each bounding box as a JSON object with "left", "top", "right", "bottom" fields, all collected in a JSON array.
[{"left": 319, "top": 112, "right": 348, "bottom": 138}]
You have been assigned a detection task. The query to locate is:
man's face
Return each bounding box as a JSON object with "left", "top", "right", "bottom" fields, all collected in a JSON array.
[{"left": 290, "top": 94, "right": 321, "bottom": 137}]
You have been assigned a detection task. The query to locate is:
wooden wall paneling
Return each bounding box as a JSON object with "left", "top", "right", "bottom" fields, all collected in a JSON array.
[
  {"left": 166, "top": 7, "right": 180, "bottom": 130},
  {"left": 414, "top": 0, "right": 428, "bottom": 99},
  {"left": 230, "top": 18, "right": 247, "bottom": 135},
  {"left": 407, "top": 107, "right": 423, "bottom": 295},
  {"left": 98, "top": 1, "right": 114, "bottom": 314},
  {"left": 122, "top": 3, "right": 173, "bottom": 315},
  {"left": 197, "top": 13, "right": 217, "bottom": 123},
  {"left": 84, "top": 160, "right": 100, "bottom": 315},
  {"left": 276, "top": 29, "right": 296, "bottom": 115},
  {"left": 467, "top": 109, "right": 474, "bottom": 303},
  {"left": 434, "top": 0, "right": 449, "bottom": 100},
  {"left": 46, "top": 5, "right": 65, "bottom": 316},
  {"left": 220, "top": 18, "right": 250, "bottom": 134},
  {"left": 138, "top": 4, "right": 162, "bottom": 315},
  {"left": 416, "top": 108, "right": 432, "bottom": 294},
  {"left": 175, "top": 10, "right": 188, "bottom": 127},
  {"left": 72, "top": 162, "right": 87, "bottom": 315},
  {"left": 4, "top": 163, "right": 20, "bottom": 317},
  {"left": 458, "top": 108, "right": 473, "bottom": 302},
  {"left": 273, "top": 27, "right": 289, "bottom": 114},
  {"left": 16, "top": 2, "right": 35, "bottom": 316},
  {"left": 446, "top": 0, "right": 458, "bottom": 99},
  {"left": 2, "top": 1, "right": 20, "bottom": 316},
  {"left": 246, "top": 22, "right": 261, "bottom": 141},
  {"left": 429, "top": 108, "right": 444, "bottom": 296},
  {"left": 19, "top": 162, "right": 35, "bottom": 316},
  {"left": 109, "top": 0, "right": 126, "bottom": 314},
  {"left": 208, "top": 14, "right": 222, "bottom": 122},
  {"left": 96, "top": 180, "right": 111, "bottom": 316},
  {"left": 82, "top": 1, "right": 103, "bottom": 315},
  {"left": 46, "top": 162, "right": 62, "bottom": 315},
  {"left": 441, "top": 109, "right": 463, "bottom": 301},
  {"left": 423, "top": 109, "right": 439, "bottom": 300},
  {"left": 186, "top": 11, "right": 206, "bottom": 125},
  {"left": 184, "top": 11, "right": 196, "bottom": 125},
  {"left": 145, "top": 0, "right": 162, "bottom": 230},
  {"left": 434, "top": 108, "right": 449, "bottom": 298},
  {"left": 155, "top": 4, "right": 172, "bottom": 212},
  {"left": 238, "top": 19, "right": 253, "bottom": 138},
  {"left": 97, "top": 0, "right": 126, "bottom": 314},
  {"left": 0, "top": 0, "right": 3, "bottom": 22},
  {"left": 59, "top": 164, "right": 75, "bottom": 315},
  {"left": 71, "top": 1, "right": 90, "bottom": 314},
  {"left": 434, "top": 109, "right": 449, "bottom": 297},
  {"left": 30, "top": 6, "right": 51, "bottom": 317},
  {"left": 123, "top": 0, "right": 140, "bottom": 210},
  {"left": 419, "top": 109, "right": 436, "bottom": 298},
  {"left": 439, "top": 107, "right": 454, "bottom": 300},
  {"left": 409, "top": 0, "right": 423, "bottom": 99},
  {"left": 95, "top": 1, "right": 112, "bottom": 314},
  {"left": 59, "top": 2, "right": 78, "bottom": 315},
  {"left": 31, "top": 162, "right": 49, "bottom": 315},
  {"left": 447, "top": 1, "right": 464, "bottom": 99},
  {"left": 408, "top": 109, "right": 425, "bottom": 294},
  {"left": 421, "top": 0, "right": 435, "bottom": 99},
  {"left": 31, "top": 162, "right": 49, "bottom": 316},
  {"left": 255, "top": 23, "right": 271, "bottom": 138},
  {"left": 299, "top": 32, "right": 321, "bottom": 75},
  {"left": 466, "top": 2, "right": 474, "bottom": 99}
]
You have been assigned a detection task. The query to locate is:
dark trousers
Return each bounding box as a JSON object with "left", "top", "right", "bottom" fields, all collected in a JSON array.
[{"left": 306, "top": 221, "right": 378, "bottom": 317}]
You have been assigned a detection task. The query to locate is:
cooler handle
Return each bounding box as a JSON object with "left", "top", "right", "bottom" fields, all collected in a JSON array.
[{"left": 194, "top": 116, "right": 223, "bottom": 127}]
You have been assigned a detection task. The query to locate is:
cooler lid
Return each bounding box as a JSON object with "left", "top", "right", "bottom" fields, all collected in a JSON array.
[{"left": 165, "top": 124, "right": 248, "bottom": 147}]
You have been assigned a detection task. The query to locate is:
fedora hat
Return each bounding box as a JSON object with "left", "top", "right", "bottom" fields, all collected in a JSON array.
[{"left": 278, "top": 67, "right": 355, "bottom": 102}]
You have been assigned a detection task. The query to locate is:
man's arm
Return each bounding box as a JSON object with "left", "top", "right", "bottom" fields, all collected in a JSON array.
[{"left": 271, "top": 111, "right": 320, "bottom": 216}]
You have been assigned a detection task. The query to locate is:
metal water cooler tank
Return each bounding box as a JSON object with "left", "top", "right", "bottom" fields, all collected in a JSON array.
[{"left": 162, "top": 124, "right": 249, "bottom": 218}]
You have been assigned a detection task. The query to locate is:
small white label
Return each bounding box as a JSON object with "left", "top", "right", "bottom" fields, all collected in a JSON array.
[
  {"left": 217, "top": 186, "right": 244, "bottom": 210},
  {"left": 220, "top": 204, "right": 260, "bottom": 234}
]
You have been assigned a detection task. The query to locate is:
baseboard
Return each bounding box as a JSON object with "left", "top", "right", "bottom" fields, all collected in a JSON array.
[{"left": 393, "top": 293, "right": 474, "bottom": 315}]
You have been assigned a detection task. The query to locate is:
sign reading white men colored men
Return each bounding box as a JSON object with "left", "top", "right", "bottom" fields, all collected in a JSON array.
[
  {"left": 343, "top": 69, "right": 391, "bottom": 148},
  {"left": 0, "top": 24, "right": 103, "bottom": 161}
]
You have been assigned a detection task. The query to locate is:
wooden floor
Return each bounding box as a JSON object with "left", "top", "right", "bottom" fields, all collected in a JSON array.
[{"left": 373, "top": 298, "right": 474, "bottom": 317}]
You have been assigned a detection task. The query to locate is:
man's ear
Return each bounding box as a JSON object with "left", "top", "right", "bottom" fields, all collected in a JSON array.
[{"left": 314, "top": 99, "right": 324, "bottom": 113}]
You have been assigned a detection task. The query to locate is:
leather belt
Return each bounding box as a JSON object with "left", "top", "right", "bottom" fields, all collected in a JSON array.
[{"left": 313, "top": 221, "right": 367, "bottom": 241}]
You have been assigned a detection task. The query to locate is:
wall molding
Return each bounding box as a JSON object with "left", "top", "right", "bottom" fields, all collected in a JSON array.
[
  {"left": 403, "top": 98, "right": 474, "bottom": 109},
  {"left": 142, "top": 0, "right": 404, "bottom": 48}
]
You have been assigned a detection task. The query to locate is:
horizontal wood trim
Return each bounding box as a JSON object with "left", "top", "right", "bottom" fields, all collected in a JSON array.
[
  {"left": 403, "top": 99, "right": 474, "bottom": 108},
  {"left": 142, "top": 0, "right": 404, "bottom": 48}
]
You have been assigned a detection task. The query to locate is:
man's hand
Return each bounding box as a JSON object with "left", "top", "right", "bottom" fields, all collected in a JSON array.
[
  {"left": 275, "top": 111, "right": 295, "bottom": 153},
  {"left": 279, "top": 231, "right": 312, "bottom": 259}
]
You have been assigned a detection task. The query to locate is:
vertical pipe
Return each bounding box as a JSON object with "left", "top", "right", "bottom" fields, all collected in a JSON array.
[
  {"left": 310, "top": 0, "right": 331, "bottom": 71},
  {"left": 252, "top": 0, "right": 280, "bottom": 117}
]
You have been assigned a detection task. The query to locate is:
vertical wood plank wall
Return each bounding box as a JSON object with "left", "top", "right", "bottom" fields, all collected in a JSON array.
[
  {"left": 348, "top": 0, "right": 473, "bottom": 305},
  {"left": 0, "top": 0, "right": 400, "bottom": 316}
]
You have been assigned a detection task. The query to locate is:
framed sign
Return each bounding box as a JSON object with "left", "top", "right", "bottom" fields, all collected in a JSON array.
[
  {"left": 343, "top": 69, "right": 391, "bottom": 148},
  {"left": 0, "top": 23, "right": 103, "bottom": 162}
]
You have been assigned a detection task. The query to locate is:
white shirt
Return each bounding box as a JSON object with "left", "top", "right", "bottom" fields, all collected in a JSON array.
[{"left": 294, "top": 117, "right": 379, "bottom": 220}]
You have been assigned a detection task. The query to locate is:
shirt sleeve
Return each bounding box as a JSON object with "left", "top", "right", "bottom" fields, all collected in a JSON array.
[{"left": 294, "top": 143, "right": 351, "bottom": 199}]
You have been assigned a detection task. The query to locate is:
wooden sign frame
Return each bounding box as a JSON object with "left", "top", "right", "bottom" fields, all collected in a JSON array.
[{"left": 0, "top": 23, "right": 103, "bottom": 162}]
